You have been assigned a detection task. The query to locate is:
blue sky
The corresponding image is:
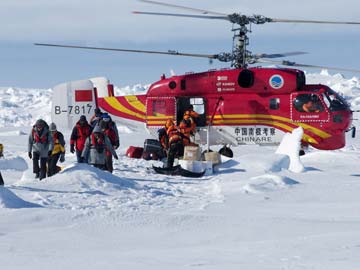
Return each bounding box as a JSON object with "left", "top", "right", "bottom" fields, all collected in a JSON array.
[{"left": 0, "top": 0, "right": 359, "bottom": 88}]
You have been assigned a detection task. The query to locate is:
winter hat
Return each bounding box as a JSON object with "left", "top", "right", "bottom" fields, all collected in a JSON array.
[
  {"left": 79, "top": 115, "right": 87, "bottom": 122},
  {"left": 49, "top": 123, "right": 57, "bottom": 131},
  {"left": 94, "top": 108, "right": 102, "bottom": 116},
  {"left": 93, "top": 125, "right": 102, "bottom": 133},
  {"left": 99, "top": 120, "right": 108, "bottom": 130},
  {"left": 165, "top": 119, "right": 174, "bottom": 129},
  {"left": 35, "top": 119, "right": 45, "bottom": 128},
  {"left": 102, "top": 113, "right": 111, "bottom": 122}
]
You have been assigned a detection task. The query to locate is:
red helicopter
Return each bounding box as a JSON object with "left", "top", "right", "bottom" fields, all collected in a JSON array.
[{"left": 36, "top": 0, "right": 360, "bottom": 157}]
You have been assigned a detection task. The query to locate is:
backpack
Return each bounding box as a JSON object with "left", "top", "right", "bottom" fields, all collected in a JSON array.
[{"left": 91, "top": 133, "right": 105, "bottom": 153}]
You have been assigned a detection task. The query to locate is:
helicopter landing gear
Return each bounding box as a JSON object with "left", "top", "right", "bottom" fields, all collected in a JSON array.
[
  {"left": 299, "top": 143, "right": 308, "bottom": 156},
  {"left": 219, "top": 145, "right": 233, "bottom": 158},
  {"left": 201, "top": 149, "right": 213, "bottom": 160}
]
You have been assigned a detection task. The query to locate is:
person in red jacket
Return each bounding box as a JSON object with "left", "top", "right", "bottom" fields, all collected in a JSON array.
[
  {"left": 70, "top": 115, "right": 91, "bottom": 163},
  {"left": 99, "top": 115, "right": 119, "bottom": 173}
]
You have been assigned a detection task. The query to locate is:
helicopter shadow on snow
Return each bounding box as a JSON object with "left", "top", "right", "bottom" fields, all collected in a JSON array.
[
  {"left": 213, "top": 159, "right": 245, "bottom": 175},
  {"left": 122, "top": 174, "right": 215, "bottom": 198},
  {"left": 126, "top": 175, "right": 210, "bottom": 185},
  {"left": 303, "top": 166, "right": 323, "bottom": 172}
]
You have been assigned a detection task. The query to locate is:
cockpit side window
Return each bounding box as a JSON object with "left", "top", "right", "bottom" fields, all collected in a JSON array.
[
  {"left": 269, "top": 98, "right": 280, "bottom": 110},
  {"left": 293, "top": 94, "right": 324, "bottom": 113},
  {"left": 324, "top": 89, "right": 349, "bottom": 111},
  {"left": 152, "top": 100, "right": 166, "bottom": 116}
]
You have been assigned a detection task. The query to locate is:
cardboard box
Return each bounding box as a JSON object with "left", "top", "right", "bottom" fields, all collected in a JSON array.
[
  {"left": 204, "top": 151, "right": 221, "bottom": 165},
  {"left": 183, "top": 146, "right": 201, "bottom": 161}
]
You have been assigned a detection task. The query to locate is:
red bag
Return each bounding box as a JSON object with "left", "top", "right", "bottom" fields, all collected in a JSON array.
[{"left": 126, "top": 146, "right": 144, "bottom": 159}]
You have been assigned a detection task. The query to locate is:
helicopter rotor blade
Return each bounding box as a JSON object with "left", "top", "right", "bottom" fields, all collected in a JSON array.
[
  {"left": 269, "top": 18, "right": 360, "bottom": 25},
  {"left": 257, "top": 59, "right": 360, "bottom": 73},
  {"left": 34, "top": 43, "right": 220, "bottom": 59},
  {"left": 138, "top": 0, "right": 227, "bottom": 16},
  {"left": 138, "top": 1, "right": 360, "bottom": 25},
  {"left": 132, "top": 11, "right": 228, "bottom": 21},
  {"left": 133, "top": 11, "right": 360, "bottom": 26},
  {"left": 254, "top": 51, "right": 308, "bottom": 59}
]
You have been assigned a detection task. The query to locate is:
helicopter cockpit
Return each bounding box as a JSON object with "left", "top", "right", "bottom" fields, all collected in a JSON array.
[
  {"left": 293, "top": 94, "right": 324, "bottom": 113},
  {"left": 293, "top": 87, "right": 350, "bottom": 114},
  {"left": 322, "top": 89, "right": 350, "bottom": 111}
]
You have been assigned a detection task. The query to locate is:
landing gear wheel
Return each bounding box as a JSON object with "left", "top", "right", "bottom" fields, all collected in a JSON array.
[
  {"left": 299, "top": 149, "right": 305, "bottom": 156},
  {"left": 219, "top": 146, "right": 233, "bottom": 158}
]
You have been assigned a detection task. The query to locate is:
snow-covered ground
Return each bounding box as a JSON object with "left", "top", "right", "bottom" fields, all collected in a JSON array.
[{"left": 1, "top": 71, "right": 360, "bottom": 270}]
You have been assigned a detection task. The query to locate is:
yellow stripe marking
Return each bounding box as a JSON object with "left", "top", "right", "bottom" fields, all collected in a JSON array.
[
  {"left": 104, "top": 97, "right": 146, "bottom": 120},
  {"left": 124, "top": 95, "right": 146, "bottom": 113},
  {"left": 147, "top": 115, "right": 173, "bottom": 120}
]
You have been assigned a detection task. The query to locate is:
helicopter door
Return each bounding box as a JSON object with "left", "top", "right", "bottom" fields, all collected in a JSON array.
[
  {"left": 291, "top": 93, "right": 329, "bottom": 122},
  {"left": 176, "top": 97, "right": 206, "bottom": 127},
  {"left": 146, "top": 97, "right": 176, "bottom": 127}
]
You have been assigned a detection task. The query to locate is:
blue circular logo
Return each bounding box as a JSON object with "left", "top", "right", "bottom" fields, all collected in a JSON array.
[{"left": 269, "top": 75, "right": 284, "bottom": 89}]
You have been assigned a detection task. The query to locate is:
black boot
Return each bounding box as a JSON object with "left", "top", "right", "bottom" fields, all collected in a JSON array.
[
  {"left": 0, "top": 172, "right": 4, "bottom": 186},
  {"left": 39, "top": 173, "right": 46, "bottom": 181}
]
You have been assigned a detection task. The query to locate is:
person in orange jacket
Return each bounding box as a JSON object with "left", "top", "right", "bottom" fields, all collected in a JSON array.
[
  {"left": 165, "top": 119, "right": 185, "bottom": 168},
  {"left": 158, "top": 119, "right": 174, "bottom": 151},
  {"left": 184, "top": 105, "right": 199, "bottom": 118},
  {"left": 302, "top": 100, "right": 320, "bottom": 113},
  {"left": 179, "top": 105, "right": 199, "bottom": 145},
  {"left": 179, "top": 115, "right": 194, "bottom": 146}
]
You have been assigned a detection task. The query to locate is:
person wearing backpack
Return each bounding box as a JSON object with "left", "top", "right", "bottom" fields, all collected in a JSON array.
[
  {"left": 100, "top": 117, "right": 119, "bottom": 173},
  {"left": 101, "top": 113, "right": 119, "bottom": 148},
  {"left": 81, "top": 125, "right": 118, "bottom": 170},
  {"left": 28, "top": 119, "right": 53, "bottom": 180},
  {"left": 70, "top": 115, "right": 91, "bottom": 163}
]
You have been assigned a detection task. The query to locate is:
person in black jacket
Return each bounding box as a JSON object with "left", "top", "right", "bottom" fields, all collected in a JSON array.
[
  {"left": 47, "top": 123, "right": 65, "bottom": 177},
  {"left": 28, "top": 119, "right": 53, "bottom": 180}
]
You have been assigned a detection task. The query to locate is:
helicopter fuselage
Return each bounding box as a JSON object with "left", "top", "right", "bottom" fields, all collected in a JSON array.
[{"left": 96, "top": 67, "right": 352, "bottom": 150}]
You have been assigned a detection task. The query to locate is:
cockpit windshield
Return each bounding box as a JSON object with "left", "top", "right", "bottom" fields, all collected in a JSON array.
[{"left": 323, "top": 89, "right": 350, "bottom": 111}]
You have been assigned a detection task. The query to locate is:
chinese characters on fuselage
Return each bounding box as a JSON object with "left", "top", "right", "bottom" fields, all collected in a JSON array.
[{"left": 235, "top": 127, "right": 276, "bottom": 144}]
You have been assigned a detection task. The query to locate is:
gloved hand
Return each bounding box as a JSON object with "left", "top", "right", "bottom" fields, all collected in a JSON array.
[
  {"left": 70, "top": 144, "right": 75, "bottom": 154},
  {"left": 115, "top": 141, "right": 120, "bottom": 149},
  {"left": 60, "top": 153, "right": 65, "bottom": 163},
  {"left": 114, "top": 154, "right": 119, "bottom": 160},
  {"left": 48, "top": 150, "right": 53, "bottom": 157},
  {"left": 28, "top": 152, "right": 32, "bottom": 159}
]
